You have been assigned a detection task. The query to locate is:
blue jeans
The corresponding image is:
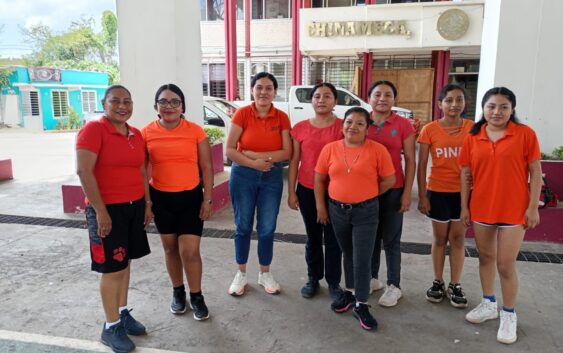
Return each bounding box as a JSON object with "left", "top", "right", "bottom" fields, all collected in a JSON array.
[
  {"left": 329, "top": 197, "right": 379, "bottom": 303},
  {"left": 229, "top": 162, "right": 283, "bottom": 266},
  {"left": 297, "top": 183, "right": 342, "bottom": 285},
  {"left": 371, "top": 188, "right": 403, "bottom": 288}
]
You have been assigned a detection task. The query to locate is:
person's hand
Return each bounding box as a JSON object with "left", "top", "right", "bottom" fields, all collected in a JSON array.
[
  {"left": 144, "top": 203, "right": 154, "bottom": 227},
  {"left": 199, "top": 201, "right": 213, "bottom": 221},
  {"left": 399, "top": 193, "right": 412, "bottom": 213},
  {"left": 316, "top": 205, "right": 330, "bottom": 225},
  {"left": 524, "top": 206, "right": 540, "bottom": 230},
  {"left": 252, "top": 158, "right": 272, "bottom": 172},
  {"left": 288, "top": 191, "right": 299, "bottom": 210},
  {"left": 96, "top": 208, "right": 112, "bottom": 238},
  {"left": 460, "top": 207, "right": 471, "bottom": 227},
  {"left": 417, "top": 195, "right": 431, "bottom": 216},
  {"left": 242, "top": 150, "right": 259, "bottom": 160}
]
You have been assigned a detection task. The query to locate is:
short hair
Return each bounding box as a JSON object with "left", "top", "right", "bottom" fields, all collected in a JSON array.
[
  {"left": 367, "top": 80, "right": 397, "bottom": 98},
  {"left": 251, "top": 72, "right": 278, "bottom": 90},
  {"left": 344, "top": 107, "right": 370, "bottom": 125}
]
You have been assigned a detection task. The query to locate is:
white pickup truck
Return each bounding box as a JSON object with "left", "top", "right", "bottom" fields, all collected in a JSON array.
[{"left": 234, "top": 85, "right": 413, "bottom": 126}]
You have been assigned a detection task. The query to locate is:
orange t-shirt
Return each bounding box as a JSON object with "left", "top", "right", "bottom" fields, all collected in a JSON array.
[
  {"left": 418, "top": 119, "right": 474, "bottom": 192},
  {"left": 141, "top": 119, "right": 207, "bottom": 192},
  {"left": 315, "top": 139, "right": 395, "bottom": 203},
  {"left": 231, "top": 103, "right": 291, "bottom": 152},
  {"left": 458, "top": 122, "right": 540, "bottom": 224}
]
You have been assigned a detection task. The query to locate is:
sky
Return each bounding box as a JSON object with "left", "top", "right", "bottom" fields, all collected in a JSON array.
[{"left": 0, "top": 0, "right": 116, "bottom": 58}]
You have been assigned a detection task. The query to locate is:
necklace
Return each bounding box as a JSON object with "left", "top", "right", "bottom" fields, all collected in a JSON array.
[{"left": 342, "top": 140, "right": 363, "bottom": 174}]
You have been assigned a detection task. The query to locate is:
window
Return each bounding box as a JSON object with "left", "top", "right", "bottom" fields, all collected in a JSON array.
[
  {"left": 202, "top": 63, "right": 226, "bottom": 98},
  {"left": 52, "top": 91, "right": 69, "bottom": 118},
  {"left": 337, "top": 91, "right": 360, "bottom": 106},
  {"left": 252, "top": 0, "right": 290, "bottom": 19},
  {"left": 81, "top": 91, "right": 97, "bottom": 113},
  {"left": 200, "top": 0, "right": 224, "bottom": 21},
  {"left": 295, "top": 88, "right": 313, "bottom": 103},
  {"left": 22, "top": 91, "right": 40, "bottom": 117},
  {"left": 313, "top": 0, "right": 364, "bottom": 7}
]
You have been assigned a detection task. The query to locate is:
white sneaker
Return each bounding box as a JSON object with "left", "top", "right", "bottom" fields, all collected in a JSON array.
[
  {"left": 378, "top": 284, "right": 402, "bottom": 307},
  {"left": 369, "top": 278, "right": 385, "bottom": 294},
  {"left": 228, "top": 270, "right": 247, "bottom": 296},
  {"left": 258, "top": 272, "right": 281, "bottom": 294},
  {"left": 497, "top": 310, "right": 518, "bottom": 344},
  {"left": 465, "top": 299, "right": 499, "bottom": 324}
]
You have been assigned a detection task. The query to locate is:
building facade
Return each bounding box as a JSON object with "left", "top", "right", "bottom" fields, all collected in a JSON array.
[{"left": 0, "top": 67, "right": 108, "bottom": 131}]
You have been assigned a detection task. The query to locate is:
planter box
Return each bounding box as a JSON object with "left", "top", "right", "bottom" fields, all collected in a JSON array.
[
  {"left": 211, "top": 143, "right": 224, "bottom": 174},
  {"left": 0, "top": 159, "right": 14, "bottom": 181},
  {"left": 541, "top": 160, "right": 563, "bottom": 197},
  {"left": 62, "top": 185, "right": 86, "bottom": 213}
]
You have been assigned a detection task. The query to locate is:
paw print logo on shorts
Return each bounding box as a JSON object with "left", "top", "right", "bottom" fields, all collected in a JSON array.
[{"left": 113, "top": 247, "right": 127, "bottom": 262}]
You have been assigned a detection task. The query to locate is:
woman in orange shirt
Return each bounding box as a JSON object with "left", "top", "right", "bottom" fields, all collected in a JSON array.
[
  {"left": 417, "top": 84, "right": 473, "bottom": 308},
  {"left": 142, "top": 83, "right": 213, "bottom": 321},
  {"left": 226, "top": 72, "right": 292, "bottom": 296},
  {"left": 459, "top": 87, "right": 541, "bottom": 345},
  {"left": 315, "top": 107, "right": 395, "bottom": 331}
]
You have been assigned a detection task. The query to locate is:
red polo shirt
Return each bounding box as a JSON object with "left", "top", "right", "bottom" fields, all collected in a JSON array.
[
  {"left": 76, "top": 117, "right": 146, "bottom": 204},
  {"left": 458, "top": 121, "right": 540, "bottom": 224},
  {"left": 367, "top": 112, "right": 415, "bottom": 188}
]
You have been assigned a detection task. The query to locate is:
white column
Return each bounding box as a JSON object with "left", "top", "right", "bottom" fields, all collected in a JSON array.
[
  {"left": 116, "top": 0, "right": 204, "bottom": 128},
  {"left": 476, "top": 0, "right": 563, "bottom": 152}
]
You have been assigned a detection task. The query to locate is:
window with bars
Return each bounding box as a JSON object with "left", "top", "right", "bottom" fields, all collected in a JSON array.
[
  {"left": 252, "top": 0, "right": 291, "bottom": 19},
  {"left": 81, "top": 91, "right": 97, "bottom": 113},
  {"left": 52, "top": 91, "right": 69, "bottom": 118},
  {"left": 200, "top": 0, "right": 245, "bottom": 20},
  {"left": 251, "top": 61, "right": 291, "bottom": 101},
  {"left": 22, "top": 91, "right": 40, "bottom": 117},
  {"left": 202, "top": 63, "right": 227, "bottom": 98}
]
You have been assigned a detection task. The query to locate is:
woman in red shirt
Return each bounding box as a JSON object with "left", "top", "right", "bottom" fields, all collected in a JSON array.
[
  {"left": 417, "top": 84, "right": 473, "bottom": 308},
  {"left": 288, "top": 82, "right": 343, "bottom": 300},
  {"left": 76, "top": 85, "right": 152, "bottom": 353},
  {"left": 459, "top": 87, "right": 541, "bottom": 345}
]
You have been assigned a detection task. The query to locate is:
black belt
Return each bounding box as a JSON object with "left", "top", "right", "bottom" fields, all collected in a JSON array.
[{"left": 329, "top": 196, "right": 377, "bottom": 210}]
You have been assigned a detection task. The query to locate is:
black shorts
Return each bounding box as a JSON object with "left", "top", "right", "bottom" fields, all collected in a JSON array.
[
  {"left": 150, "top": 184, "right": 204, "bottom": 236},
  {"left": 85, "top": 198, "right": 151, "bottom": 274},
  {"left": 427, "top": 191, "right": 461, "bottom": 223}
]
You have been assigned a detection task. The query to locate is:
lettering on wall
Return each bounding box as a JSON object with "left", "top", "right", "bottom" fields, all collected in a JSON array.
[{"left": 308, "top": 21, "right": 412, "bottom": 38}]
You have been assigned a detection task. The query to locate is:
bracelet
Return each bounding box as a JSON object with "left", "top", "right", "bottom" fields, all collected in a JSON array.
[{"left": 205, "top": 199, "right": 213, "bottom": 205}]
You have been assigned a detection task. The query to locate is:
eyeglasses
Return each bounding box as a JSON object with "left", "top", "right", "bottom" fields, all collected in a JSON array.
[
  {"left": 108, "top": 99, "right": 133, "bottom": 107},
  {"left": 157, "top": 99, "right": 182, "bottom": 108}
]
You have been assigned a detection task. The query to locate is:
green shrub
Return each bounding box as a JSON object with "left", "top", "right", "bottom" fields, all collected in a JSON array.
[
  {"left": 204, "top": 127, "right": 225, "bottom": 145},
  {"left": 542, "top": 146, "right": 563, "bottom": 160}
]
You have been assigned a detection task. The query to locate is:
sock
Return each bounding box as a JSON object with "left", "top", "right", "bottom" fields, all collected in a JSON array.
[
  {"left": 119, "top": 306, "right": 128, "bottom": 314},
  {"left": 105, "top": 319, "right": 120, "bottom": 329},
  {"left": 173, "top": 284, "right": 186, "bottom": 293},
  {"left": 355, "top": 301, "right": 367, "bottom": 307},
  {"left": 502, "top": 306, "right": 515, "bottom": 313},
  {"left": 483, "top": 295, "right": 496, "bottom": 302},
  {"left": 190, "top": 291, "right": 203, "bottom": 300}
]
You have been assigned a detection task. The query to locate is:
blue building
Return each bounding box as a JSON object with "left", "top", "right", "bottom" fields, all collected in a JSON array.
[{"left": 0, "top": 66, "right": 108, "bottom": 130}]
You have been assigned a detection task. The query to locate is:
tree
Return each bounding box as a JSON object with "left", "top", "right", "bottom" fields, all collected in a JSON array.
[{"left": 21, "top": 11, "right": 120, "bottom": 84}]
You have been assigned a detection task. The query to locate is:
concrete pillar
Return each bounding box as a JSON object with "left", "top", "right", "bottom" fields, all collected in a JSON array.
[
  {"left": 477, "top": 0, "right": 563, "bottom": 152},
  {"left": 116, "top": 0, "right": 204, "bottom": 128},
  {"left": 431, "top": 50, "right": 450, "bottom": 121},
  {"left": 225, "top": 0, "right": 238, "bottom": 100}
]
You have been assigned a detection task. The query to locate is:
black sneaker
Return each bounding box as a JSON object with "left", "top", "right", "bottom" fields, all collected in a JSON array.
[
  {"left": 425, "top": 280, "right": 445, "bottom": 303},
  {"left": 331, "top": 290, "right": 356, "bottom": 313},
  {"left": 101, "top": 322, "right": 135, "bottom": 353},
  {"left": 353, "top": 303, "right": 378, "bottom": 331},
  {"left": 447, "top": 283, "right": 468, "bottom": 308},
  {"left": 301, "top": 278, "right": 319, "bottom": 299},
  {"left": 190, "top": 294, "right": 210, "bottom": 321},
  {"left": 328, "top": 283, "right": 344, "bottom": 301},
  {"left": 120, "top": 309, "right": 146, "bottom": 336},
  {"left": 170, "top": 290, "right": 187, "bottom": 315}
]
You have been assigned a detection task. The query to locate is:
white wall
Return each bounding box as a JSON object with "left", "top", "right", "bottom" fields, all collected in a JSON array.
[
  {"left": 117, "top": 0, "right": 204, "bottom": 128},
  {"left": 476, "top": 0, "right": 563, "bottom": 153}
]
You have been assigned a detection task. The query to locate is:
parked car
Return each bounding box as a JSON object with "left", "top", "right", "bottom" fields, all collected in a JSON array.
[
  {"left": 203, "top": 96, "right": 238, "bottom": 164},
  {"left": 233, "top": 85, "right": 415, "bottom": 127}
]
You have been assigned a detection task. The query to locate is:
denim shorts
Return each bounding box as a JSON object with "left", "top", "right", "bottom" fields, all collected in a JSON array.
[{"left": 85, "top": 198, "right": 151, "bottom": 273}]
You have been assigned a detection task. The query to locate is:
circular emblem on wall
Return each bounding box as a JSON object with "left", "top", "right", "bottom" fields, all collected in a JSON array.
[{"left": 437, "top": 8, "right": 470, "bottom": 41}]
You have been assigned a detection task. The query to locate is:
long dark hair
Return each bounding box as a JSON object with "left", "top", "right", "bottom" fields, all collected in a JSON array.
[
  {"left": 309, "top": 82, "right": 338, "bottom": 100},
  {"left": 367, "top": 80, "right": 397, "bottom": 98},
  {"left": 470, "top": 87, "right": 520, "bottom": 135}
]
